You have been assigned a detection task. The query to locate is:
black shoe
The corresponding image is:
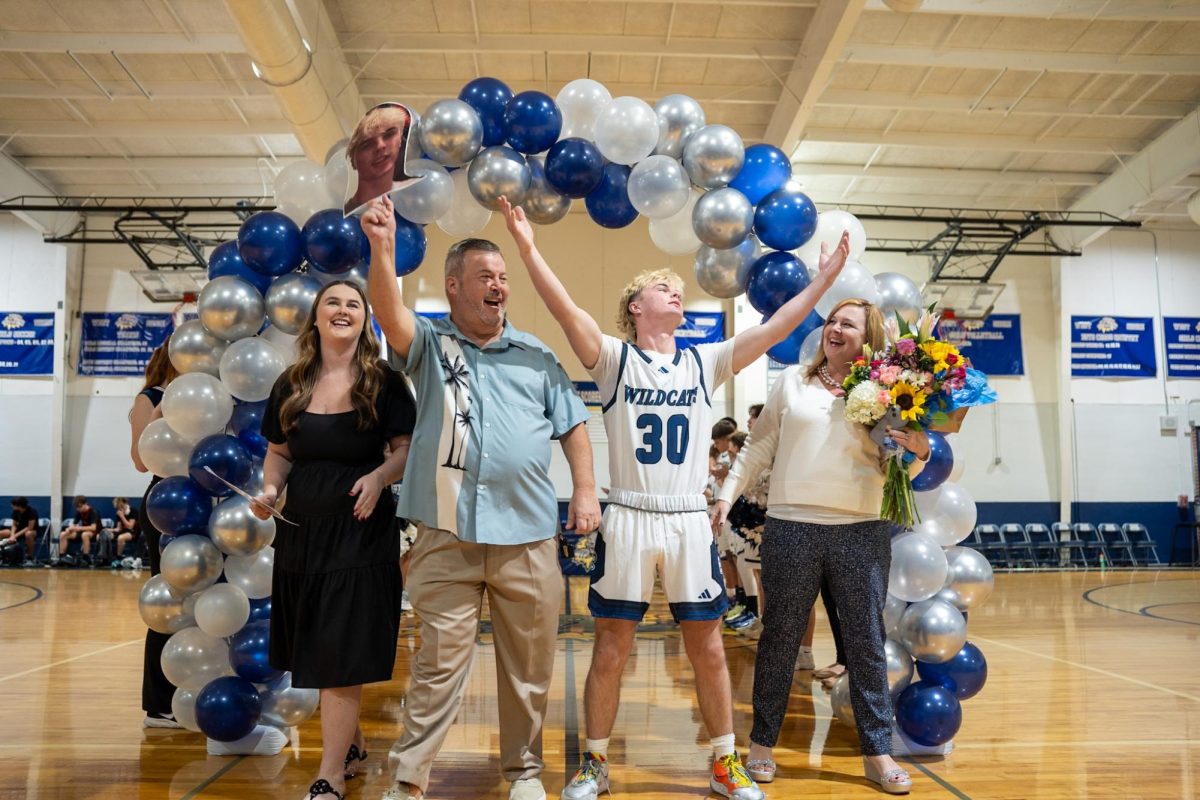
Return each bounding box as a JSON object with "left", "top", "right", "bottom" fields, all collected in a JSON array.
[
  {"left": 343, "top": 743, "right": 368, "bottom": 779},
  {"left": 305, "top": 779, "right": 344, "bottom": 799}
]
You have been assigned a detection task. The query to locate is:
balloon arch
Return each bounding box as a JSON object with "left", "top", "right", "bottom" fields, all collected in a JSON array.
[{"left": 140, "top": 76, "right": 991, "bottom": 749}]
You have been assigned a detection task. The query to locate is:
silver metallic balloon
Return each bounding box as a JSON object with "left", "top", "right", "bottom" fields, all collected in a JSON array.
[
  {"left": 884, "top": 592, "right": 907, "bottom": 636},
  {"left": 418, "top": 98, "right": 484, "bottom": 167},
  {"left": 937, "top": 546, "right": 994, "bottom": 611},
  {"left": 691, "top": 187, "right": 754, "bottom": 249},
  {"left": 224, "top": 545, "right": 275, "bottom": 600},
  {"left": 875, "top": 271, "right": 925, "bottom": 324},
  {"left": 394, "top": 159, "right": 455, "bottom": 225},
  {"left": 264, "top": 273, "right": 320, "bottom": 335},
  {"left": 694, "top": 240, "right": 756, "bottom": 299},
  {"left": 889, "top": 531, "right": 949, "bottom": 602},
  {"left": 209, "top": 495, "right": 276, "bottom": 557},
  {"left": 519, "top": 155, "right": 571, "bottom": 225},
  {"left": 193, "top": 582, "right": 251, "bottom": 639},
  {"left": 160, "top": 534, "right": 224, "bottom": 596},
  {"left": 198, "top": 275, "right": 266, "bottom": 342},
  {"left": 649, "top": 189, "right": 702, "bottom": 255},
  {"left": 171, "top": 686, "right": 202, "bottom": 732},
  {"left": 886, "top": 638, "right": 914, "bottom": 697},
  {"left": 161, "top": 372, "right": 234, "bottom": 440},
  {"left": 654, "top": 94, "right": 706, "bottom": 159},
  {"left": 138, "top": 574, "right": 195, "bottom": 634},
  {"left": 830, "top": 672, "right": 855, "bottom": 725},
  {"left": 897, "top": 598, "right": 967, "bottom": 664},
  {"left": 219, "top": 337, "right": 287, "bottom": 403},
  {"left": 169, "top": 319, "right": 228, "bottom": 376},
  {"left": 682, "top": 125, "right": 745, "bottom": 189},
  {"left": 592, "top": 96, "right": 659, "bottom": 165},
  {"left": 259, "top": 672, "right": 321, "bottom": 728},
  {"left": 137, "top": 418, "right": 196, "bottom": 478},
  {"left": 628, "top": 155, "right": 690, "bottom": 220},
  {"left": 466, "top": 145, "right": 531, "bottom": 210},
  {"left": 161, "top": 626, "right": 235, "bottom": 691}
]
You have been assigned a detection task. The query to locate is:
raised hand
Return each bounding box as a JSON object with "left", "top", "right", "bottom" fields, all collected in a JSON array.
[
  {"left": 498, "top": 195, "right": 535, "bottom": 253},
  {"left": 818, "top": 230, "right": 851, "bottom": 280},
  {"left": 360, "top": 195, "right": 396, "bottom": 250}
]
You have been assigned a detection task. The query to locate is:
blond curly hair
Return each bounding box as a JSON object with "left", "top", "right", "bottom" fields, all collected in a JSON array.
[{"left": 616, "top": 269, "right": 685, "bottom": 339}]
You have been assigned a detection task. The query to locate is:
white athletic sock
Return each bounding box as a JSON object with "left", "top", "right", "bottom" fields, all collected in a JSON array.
[
  {"left": 711, "top": 733, "right": 737, "bottom": 759},
  {"left": 584, "top": 738, "right": 609, "bottom": 758}
]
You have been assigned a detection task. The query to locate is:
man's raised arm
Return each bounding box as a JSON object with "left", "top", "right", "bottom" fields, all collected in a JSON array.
[{"left": 363, "top": 195, "right": 417, "bottom": 359}]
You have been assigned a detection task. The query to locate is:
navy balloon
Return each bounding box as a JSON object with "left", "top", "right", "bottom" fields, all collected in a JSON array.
[
  {"left": 146, "top": 476, "right": 212, "bottom": 537},
  {"left": 544, "top": 138, "right": 605, "bottom": 199},
  {"left": 896, "top": 681, "right": 962, "bottom": 746},
  {"left": 195, "top": 676, "right": 262, "bottom": 742},
  {"left": 917, "top": 641, "right": 988, "bottom": 700},
  {"left": 754, "top": 186, "right": 818, "bottom": 251},
  {"left": 912, "top": 430, "right": 954, "bottom": 492},
  {"left": 729, "top": 144, "right": 792, "bottom": 205},
  {"left": 231, "top": 401, "right": 268, "bottom": 459},
  {"left": 188, "top": 434, "right": 253, "bottom": 497},
  {"left": 504, "top": 91, "right": 562, "bottom": 155},
  {"left": 208, "top": 240, "right": 272, "bottom": 294},
  {"left": 586, "top": 164, "right": 638, "bottom": 229},
  {"left": 238, "top": 211, "right": 304, "bottom": 277},
  {"left": 764, "top": 310, "right": 823, "bottom": 365},
  {"left": 746, "top": 250, "right": 811, "bottom": 316},
  {"left": 459, "top": 77, "right": 513, "bottom": 147},
  {"left": 361, "top": 212, "right": 427, "bottom": 277},
  {"left": 247, "top": 595, "right": 272, "bottom": 623},
  {"left": 303, "top": 209, "right": 365, "bottom": 274},
  {"left": 229, "top": 620, "right": 283, "bottom": 683}
]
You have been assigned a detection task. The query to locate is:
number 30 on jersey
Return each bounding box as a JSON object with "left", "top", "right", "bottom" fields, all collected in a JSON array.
[{"left": 634, "top": 413, "right": 690, "bottom": 465}]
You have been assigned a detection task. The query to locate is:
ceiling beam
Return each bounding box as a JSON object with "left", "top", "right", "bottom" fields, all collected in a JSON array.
[
  {"left": 842, "top": 44, "right": 1200, "bottom": 76},
  {"left": 790, "top": 162, "right": 1107, "bottom": 186},
  {"left": 816, "top": 89, "right": 1192, "bottom": 120},
  {"left": 802, "top": 127, "right": 1144, "bottom": 154},
  {"left": 863, "top": 0, "right": 1200, "bottom": 20},
  {"left": 0, "top": 79, "right": 270, "bottom": 101},
  {"left": 0, "top": 31, "right": 244, "bottom": 54},
  {"left": 0, "top": 153, "right": 78, "bottom": 235},
  {"left": 20, "top": 156, "right": 303, "bottom": 171},
  {"left": 763, "top": 0, "right": 868, "bottom": 153},
  {"left": 358, "top": 80, "right": 780, "bottom": 105},
  {"left": 339, "top": 32, "right": 799, "bottom": 60},
  {"left": 0, "top": 120, "right": 293, "bottom": 137}
]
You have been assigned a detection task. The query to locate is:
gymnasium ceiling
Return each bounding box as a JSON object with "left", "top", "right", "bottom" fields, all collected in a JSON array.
[{"left": 1, "top": 0, "right": 1199, "bottom": 235}]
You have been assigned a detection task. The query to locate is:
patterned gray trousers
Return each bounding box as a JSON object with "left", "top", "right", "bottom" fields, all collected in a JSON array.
[{"left": 751, "top": 517, "right": 894, "bottom": 755}]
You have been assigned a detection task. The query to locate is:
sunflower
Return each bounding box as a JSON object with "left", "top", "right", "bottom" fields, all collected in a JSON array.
[
  {"left": 889, "top": 380, "right": 927, "bottom": 422},
  {"left": 919, "top": 340, "right": 959, "bottom": 373}
]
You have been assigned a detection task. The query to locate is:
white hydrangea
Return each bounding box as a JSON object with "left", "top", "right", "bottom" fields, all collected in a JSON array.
[
  {"left": 899, "top": 369, "right": 928, "bottom": 388},
  {"left": 845, "top": 380, "right": 887, "bottom": 424}
]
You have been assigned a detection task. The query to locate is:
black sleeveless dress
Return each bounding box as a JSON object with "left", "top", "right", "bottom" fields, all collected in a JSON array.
[{"left": 261, "top": 362, "right": 416, "bottom": 688}]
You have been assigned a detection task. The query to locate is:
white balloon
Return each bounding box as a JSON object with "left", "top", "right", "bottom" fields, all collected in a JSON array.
[
  {"left": 324, "top": 144, "right": 350, "bottom": 208},
  {"left": 171, "top": 687, "right": 203, "bottom": 732},
  {"left": 437, "top": 167, "right": 491, "bottom": 236},
  {"left": 888, "top": 531, "right": 949, "bottom": 602},
  {"left": 219, "top": 337, "right": 286, "bottom": 403},
  {"left": 161, "top": 627, "right": 235, "bottom": 691},
  {"left": 648, "top": 189, "right": 703, "bottom": 255},
  {"left": 627, "top": 155, "right": 690, "bottom": 220},
  {"left": 884, "top": 593, "right": 907, "bottom": 636},
  {"left": 797, "top": 326, "right": 824, "bottom": 368},
  {"left": 556, "top": 78, "right": 612, "bottom": 140},
  {"left": 814, "top": 259, "right": 879, "bottom": 318},
  {"left": 273, "top": 160, "right": 333, "bottom": 226},
  {"left": 261, "top": 324, "right": 299, "bottom": 365},
  {"left": 394, "top": 159, "right": 454, "bottom": 224},
  {"left": 917, "top": 482, "right": 977, "bottom": 545},
  {"left": 137, "top": 418, "right": 197, "bottom": 478},
  {"left": 193, "top": 583, "right": 251, "bottom": 638},
  {"left": 592, "top": 96, "right": 659, "bottom": 166},
  {"left": 161, "top": 372, "right": 234, "bottom": 440},
  {"left": 224, "top": 545, "right": 275, "bottom": 600},
  {"left": 814, "top": 209, "right": 867, "bottom": 260}
]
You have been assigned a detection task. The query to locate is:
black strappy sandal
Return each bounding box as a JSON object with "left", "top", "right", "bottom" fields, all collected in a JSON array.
[
  {"left": 343, "top": 743, "right": 368, "bottom": 779},
  {"left": 306, "top": 779, "right": 345, "bottom": 800}
]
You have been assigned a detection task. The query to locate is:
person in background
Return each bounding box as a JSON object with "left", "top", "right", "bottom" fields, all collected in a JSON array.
[
  {"left": 1, "top": 497, "right": 40, "bottom": 565},
  {"left": 58, "top": 495, "right": 101, "bottom": 565},
  {"left": 747, "top": 404, "right": 764, "bottom": 431},
  {"left": 109, "top": 496, "right": 140, "bottom": 564}
]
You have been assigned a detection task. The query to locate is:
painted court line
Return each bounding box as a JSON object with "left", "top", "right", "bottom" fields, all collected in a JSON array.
[
  {"left": 971, "top": 635, "right": 1200, "bottom": 704},
  {"left": 180, "top": 755, "right": 247, "bottom": 800},
  {"left": 0, "top": 638, "right": 141, "bottom": 684}
]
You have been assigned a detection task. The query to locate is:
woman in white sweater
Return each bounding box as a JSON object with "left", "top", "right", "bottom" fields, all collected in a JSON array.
[{"left": 711, "top": 298, "right": 929, "bottom": 795}]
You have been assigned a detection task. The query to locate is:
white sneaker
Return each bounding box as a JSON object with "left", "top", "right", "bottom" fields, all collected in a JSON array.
[
  {"left": 206, "top": 724, "right": 289, "bottom": 756},
  {"left": 132, "top": 558, "right": 143, "bottom": 570},
  {"left": 401, "top": 589, "right": 412, "bottom": 613},
  {"left": 510, "top": 777, "right": 547, "bottom": 800},
  {"left": 795, "top": 647, "right": 815, "bottom": 671},
  {"left": 143, "top": 712, "right": 183, "bottom": 729}
]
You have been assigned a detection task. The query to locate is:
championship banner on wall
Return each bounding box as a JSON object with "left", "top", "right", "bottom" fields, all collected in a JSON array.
[
  {"left": 0, "top": 311, "right": 55, "bottom": 376},
  {"left": 79, "top": 312, "right": 175, "bottom": 376},
  {"left": 675, "top": 311, "right": 725, "bottom": 349},
  {"left": 936, "top": 314, "right": 1025, "bottom": 376},
  {"left": 1164, "top": 316, "right": 1200, "bottom": 379},
  {"left": 1070, "top": 315, "right": 1156, "bottom": 378}
]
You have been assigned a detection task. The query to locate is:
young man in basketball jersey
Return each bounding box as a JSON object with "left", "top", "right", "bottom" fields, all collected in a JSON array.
[{"left": 499, "top": 197, "right": 848, "bottom": 800}]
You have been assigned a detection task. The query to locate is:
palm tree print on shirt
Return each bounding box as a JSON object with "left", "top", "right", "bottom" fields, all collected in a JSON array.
[{"left": 439, "top": 349, "right": 470, "bottom": 471}]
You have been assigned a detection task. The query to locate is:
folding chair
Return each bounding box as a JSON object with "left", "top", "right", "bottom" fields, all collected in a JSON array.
[
  {"left": 1073, "top": 523, "right": 1106, "bottom": 568},
  {"left": 1052, "top": 522, "right": 1073, "bottom": 568},
  {"left": 1001, "top": 523, "right": 1033, "bottom": 567},
  {"left": 1025, "top": 523, "right": 1058, "bottom": 568},
  {"left": 1099, "top": 523, "right": 1135, "bottom": 567},
  {"left": 1123, "top": 523, "right": 1161, "bottom": 566},
  {"left": 974, "top": 524, "right": 1008, "bottom": 568}
]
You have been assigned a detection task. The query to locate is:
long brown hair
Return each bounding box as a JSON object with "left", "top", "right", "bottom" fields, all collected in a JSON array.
[
  {"left": 278, "top": 280, "right": 385, "bottom": 435},
  {"left": 142, "top": 342, "right": 179, "bottom": 391},
  {"left": 804, "top": 298, "right": 886, "bottom": 380}
]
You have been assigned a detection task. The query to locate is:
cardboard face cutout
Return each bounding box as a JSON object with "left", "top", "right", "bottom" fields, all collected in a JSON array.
[{"left": 343, "top": 101, "right": 424, "bottom": 217}]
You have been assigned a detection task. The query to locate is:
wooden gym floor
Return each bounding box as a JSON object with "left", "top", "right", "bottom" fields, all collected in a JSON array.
[{"left": 0, "top": 569, "right": 1197, "bottom": 799}]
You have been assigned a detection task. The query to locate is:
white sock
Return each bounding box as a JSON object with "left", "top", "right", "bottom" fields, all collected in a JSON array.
[
  {"left": 711, "top": 733, "right": 736, "bottom": 759},
  {"left": 584, "top": 738, "right": 609, "bottom": 758}
]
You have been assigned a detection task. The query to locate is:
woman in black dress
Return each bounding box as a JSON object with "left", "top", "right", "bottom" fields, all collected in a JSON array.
[{"left": 254, "top": 279, "right": 415, "bottom": 800}]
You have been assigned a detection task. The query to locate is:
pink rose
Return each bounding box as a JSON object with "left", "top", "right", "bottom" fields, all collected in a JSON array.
[
  {"left": 869, "top": 369, "right": 880, "bottom": 380},
  {"left": 878, "top": 391, "right": 891, "bottom": 406},
  {"left": 895, "top": 338, "right": 916, "bottom": 355},
  {"left": 879, "top": 365, "right": 901, "bottom": 385}
]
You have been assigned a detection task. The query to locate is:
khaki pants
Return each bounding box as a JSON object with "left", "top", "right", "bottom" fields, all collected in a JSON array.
[{"left": 391, "top": 525, "right": 563, "bottom": 791}]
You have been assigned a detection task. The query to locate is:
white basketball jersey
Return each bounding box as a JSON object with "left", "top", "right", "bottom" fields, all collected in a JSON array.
[{"left": 588, "top": 334, "right": 735, "bottom": 501}]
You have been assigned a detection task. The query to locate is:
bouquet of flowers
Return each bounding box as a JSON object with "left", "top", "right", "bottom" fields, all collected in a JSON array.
[{"left": 840, "top": 310, "right": 990, "bottom": 527}]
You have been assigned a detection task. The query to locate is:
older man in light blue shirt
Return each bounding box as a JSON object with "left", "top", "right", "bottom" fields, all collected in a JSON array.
[{"left": 364, "top": 195, "right": 600, "bottom": 800}]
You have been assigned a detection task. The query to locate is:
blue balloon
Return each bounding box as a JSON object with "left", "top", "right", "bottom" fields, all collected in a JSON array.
[
  {"left": 746, "top": 250, "right": 811, "bottom": 316},
  {"left": 238, "top": 211, "right": 304, "bottom": 277},
  {"left": 764, "top": 310, "right": 823, "bottom": 365},
  {"left": 458, "top": 77, "right": 513, "bottom": 147},
  {"left": 544, "top": 138, "right": 605, "bottom": 199},
  {"left": 361, "top": 212, "right": 427, "bottom": 277},
  {"left": 195, "top": 676, "right": 262, "bottom": 742},
  {"left": 247, "top": 595, "right": 272, "bottom": 623},
  {"left": 729, "top": 144, "right": 792, "bottom": 205},
  {"left": 208, "top": 241, "right": 272, "bottom": 294},
  {"left": 504, "top": 91, "right": 562, "bottom": 155},
  {"left": 754, "top": 186, "right": 818, "bottom": 251},
  {"left": 146, "top": 476, "right": 212, "bottom": 537},
  {"left": 188, "top": 434, "right": 253, "bottom": 497},
  {"left": 896, "top": 681, "right": 962, "bottom": 746},
  {"left": 912, "top": 430, "right": 954, "bottom": 492},
  {"left": 231, "top": 401, "right": 268, "bottom": 459},
  {"left": 585, "top": 164, "right": 638, "bottom": 229},
  {"left": 917, "top": 641, "right": 988, "bottom": 700},
  {"left": 229, "top": 620, "right": 283, "bottom": 683},
  {"left": 302, "top": 209, "right": 365, "bottom": 274}
]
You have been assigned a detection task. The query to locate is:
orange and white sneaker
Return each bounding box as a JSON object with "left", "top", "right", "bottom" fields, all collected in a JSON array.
[{"left": 710, "top": 752, "right": 765, "bottom": 799}]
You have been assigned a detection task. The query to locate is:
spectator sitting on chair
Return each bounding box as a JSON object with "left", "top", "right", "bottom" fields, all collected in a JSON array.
[
  {"left": 1, "top": 497, "right": 40, "bottom": 564},
  {"left": 109, "top": 497, "right": 140, "bottom": 563},
  {"left": 59, "top": 495, "right": 101, "bottom": 564}
]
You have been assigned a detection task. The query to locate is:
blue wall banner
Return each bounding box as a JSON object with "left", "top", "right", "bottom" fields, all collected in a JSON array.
[
  {"left": 0, "top": 311, "right": 55, "bottom": 376},
  {"left": 79, "top": 312, "right": 175, "bottom": 377},
  {"left": 675, "top": 311, "right": 725, "bottom": 349},
  {"left": 1164, "top": 316, "right": 1200, "bottom": 379},
  {"left": 937, "top": 314, "right": 1025, "bottom": 376},
  {"left": 1070, "top": 315, "right": 1156, "bottom": 378},
  {"left": 573, "top": 381, "right": 602, "bottom": 409}
]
